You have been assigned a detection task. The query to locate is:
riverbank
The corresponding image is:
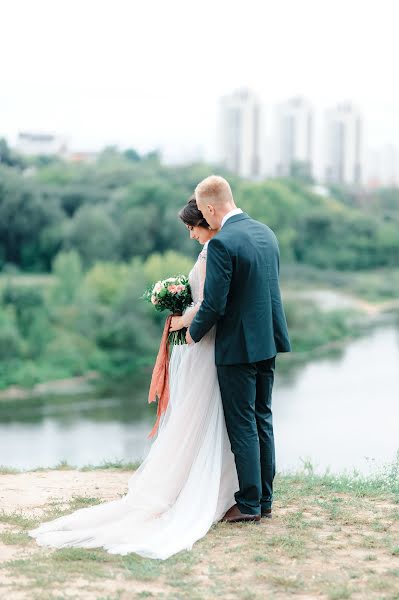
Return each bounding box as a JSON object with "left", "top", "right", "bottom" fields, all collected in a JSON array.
[
  {"left": 1, "top": 288, "right": 398, "bottom": 401},
  {"left": 0, "top": 464, "right": 398, "bottom": 599},
  {"left": 0, "top": 372, "right": 100, "bottom": 402}
]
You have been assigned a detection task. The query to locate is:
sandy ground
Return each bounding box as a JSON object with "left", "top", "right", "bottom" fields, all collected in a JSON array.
[
  {"left": 0, "top": 470, "right": 398, "bottom": 600},
  {"left": 0, "top": 469, "right": 129, "bottom": 518},
  {"left": 0, "top": 470, "right": 132, "bottom": 599}
]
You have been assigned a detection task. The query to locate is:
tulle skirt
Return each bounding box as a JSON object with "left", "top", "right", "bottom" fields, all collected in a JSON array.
[{"left": 29, "top": 328, "right": 238, "bottom": 559}]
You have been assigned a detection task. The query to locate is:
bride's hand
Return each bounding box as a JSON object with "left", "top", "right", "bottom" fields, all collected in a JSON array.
[{"left": 169, "top": 316, "right": 184, "bottom": 332}]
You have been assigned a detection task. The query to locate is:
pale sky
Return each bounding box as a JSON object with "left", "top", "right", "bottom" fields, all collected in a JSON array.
[{"left": 1, "top": 0, "right": 398, "bottom": 162}]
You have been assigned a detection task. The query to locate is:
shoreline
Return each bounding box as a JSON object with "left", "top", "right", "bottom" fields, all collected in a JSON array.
[
  {"left": 0, "top": 331, "right": 392, "bottom": 404},
  {"left": 0, "top": 371, "right": 100, "bottom": 402},
  {"left": 0, "top": 296, "right": 397, "bottom": 403}
]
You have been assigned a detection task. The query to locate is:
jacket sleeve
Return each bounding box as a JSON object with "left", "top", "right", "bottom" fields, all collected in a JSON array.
[{"left": 189, "top": 237, "right": 232, "bottom": 343}]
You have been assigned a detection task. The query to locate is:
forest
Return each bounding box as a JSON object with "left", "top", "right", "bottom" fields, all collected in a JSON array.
[{"left": 1, "top": 140, "right": 398, "bottom": 388}]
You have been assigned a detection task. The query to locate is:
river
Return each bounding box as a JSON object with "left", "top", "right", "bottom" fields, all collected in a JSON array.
[{"left": 0, "top": 326, "right": 398, "bottom": 474}]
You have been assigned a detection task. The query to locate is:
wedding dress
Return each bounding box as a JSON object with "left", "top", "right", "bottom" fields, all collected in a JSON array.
[{"left": 29, "top": 242, "right": 238, "bottom": 559}]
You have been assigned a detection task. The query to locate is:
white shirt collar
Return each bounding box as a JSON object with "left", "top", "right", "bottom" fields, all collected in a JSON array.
[{"left": 221, "top": 208, "right": 243, "bottom": 228}]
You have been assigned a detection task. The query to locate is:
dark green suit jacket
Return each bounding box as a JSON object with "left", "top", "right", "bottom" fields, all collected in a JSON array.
[{"left": 189, "top": 213, "right": 291, "bottom": 365}]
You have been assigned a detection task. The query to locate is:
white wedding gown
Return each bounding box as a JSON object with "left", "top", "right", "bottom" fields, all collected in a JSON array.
[{"left": 29, "top": 243, "right": 238, "bottom": 559}]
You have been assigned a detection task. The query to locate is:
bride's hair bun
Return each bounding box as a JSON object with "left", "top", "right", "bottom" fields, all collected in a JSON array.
[{"left": 178, "top": 195, "right": 209, "bottom": 229}]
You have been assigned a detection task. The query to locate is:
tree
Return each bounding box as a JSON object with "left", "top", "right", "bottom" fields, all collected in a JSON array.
[
  {"left": 58, "top": 184, "right": 109, "bottom": 217},
  {"left": 0, "top": 166, "right": 64, "bottom": 270},
  {"left": 124, "top": 148, "right": 141, "bottom": 162},
  {"left": 289, "top": 160, "right": 314, "bottom": 184},
  {"left": 2, "top": 284, "right": 52, "bottom": 356},
  {"left": 0, "top": 138, "right": 25, "bottom": 168},
  {"left": 143, "top": 251, "right": 193, "bottom": 285},
  {"left": 119, "top": 205, "right": 158, "bottom": 259},
  {"left": 66, "top": 205, "right": 121, "bottom": 266},
  {"left": 51, "top": 250, "right": 83, "bottom": 304}
]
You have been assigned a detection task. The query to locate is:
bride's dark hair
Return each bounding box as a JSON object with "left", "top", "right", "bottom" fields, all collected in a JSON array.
[{"left": 178, "top": 195, "right": 209, "bottom": 229}]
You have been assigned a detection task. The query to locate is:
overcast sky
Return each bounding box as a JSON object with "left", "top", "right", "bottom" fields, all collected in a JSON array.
[{"left": 1, "top": 0, "right": 398, "bottom": 161}]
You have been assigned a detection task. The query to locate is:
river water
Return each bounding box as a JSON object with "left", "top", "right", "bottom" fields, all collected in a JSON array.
[{"left": 0, "top": 326, "right": 398, "bottom": 474}]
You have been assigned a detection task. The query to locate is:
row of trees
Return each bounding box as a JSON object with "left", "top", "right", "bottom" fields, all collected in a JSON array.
[
  {"left": 1, "top": 143, "right": 396, "bottom": 388},
  {"left": 0, "top": 250, "right": 360, "bottom": 389},
  {"left": 1, "top": 146, "right": 399, "bottom": 273},
  {"left": 0, "top": 249, "right": 193, "bottom": 387}
]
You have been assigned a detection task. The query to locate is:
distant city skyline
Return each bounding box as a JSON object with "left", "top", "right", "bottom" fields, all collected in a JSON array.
[
  {"left": 324, "top": 103, "right": 362, "bottom": 185},
  {"left": 3, "top": 88, "right": 399, "bottom": 186},
  {"left": 6, "top": 88, "right": 399, "bottom": 187},
  {"left": 2, "top": 92, "right": 398, "bottom": 168},
  {"left": 1, "top": 0, "right": 398, "bottom": 184},
  {"left": 216, "top": 89, "right": 399, "bottom": 186},
  {"left": 219, "top": 89, "right": 263, "bottom": 178},
  {"left": 275, "top": 97, "right": 313, "bottom": 178}
]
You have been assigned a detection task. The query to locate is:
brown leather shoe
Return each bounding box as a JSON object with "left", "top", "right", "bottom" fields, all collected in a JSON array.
[
  {"left": 222, "top": 504, "right": 261, "bottom": 523},
  {"left": 261, "top": 508, "right": 272, "bottom": 519}
]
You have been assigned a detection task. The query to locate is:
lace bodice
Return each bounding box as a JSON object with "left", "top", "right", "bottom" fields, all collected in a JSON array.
[
  {"left": 182, "top": 244, "right": 207, "bottom": 328},
  {"left": 189, "top": 245, "right": 207, "bottom": 303}
]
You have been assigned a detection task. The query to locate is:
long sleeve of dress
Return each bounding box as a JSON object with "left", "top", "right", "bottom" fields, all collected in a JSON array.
[{"left": 181, "top": 249, "right": 207, "bottom": 328}]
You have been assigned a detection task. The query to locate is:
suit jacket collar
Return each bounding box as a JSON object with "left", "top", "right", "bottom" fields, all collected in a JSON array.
[{"left": 221, "top": 212, "right": 250, "bottom": 227}]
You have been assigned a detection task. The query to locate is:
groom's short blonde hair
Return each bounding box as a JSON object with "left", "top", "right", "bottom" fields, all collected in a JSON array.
[{"left": 195, "top": 175, "right": 234, "bottom": 206}]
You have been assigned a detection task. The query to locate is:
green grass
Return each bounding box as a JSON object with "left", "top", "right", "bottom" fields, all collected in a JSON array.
[
  {"left": 80, "top": 460, "right": 142, "bottom": 471},
  {"left": 0, "top": 510, "right": 39, "bottom": 530},
  {"left": 5, "top": 452, "right": 399, "bottom": 496},
  {"left": 0, "top": 531, "right": 32, "bottom": 546},
  {"left": 0, "top": 458, "right": 398, "bottom": 599},
  {"left": 275, "top": 452, "right": 399, "bottom": 498},
  {"left": 0, "top": 465, "right": 20, "bottom": 474},
  {"left": 326, "top": 584, "right": 353, "bottom": 600}
]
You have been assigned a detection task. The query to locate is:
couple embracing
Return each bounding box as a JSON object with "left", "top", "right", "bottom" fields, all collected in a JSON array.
[{"left": 30, "top": 175, "right": 291, "bottom": 560}]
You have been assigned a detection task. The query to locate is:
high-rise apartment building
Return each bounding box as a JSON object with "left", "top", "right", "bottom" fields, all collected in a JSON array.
[
  {"left": 219, "top": 88, "right": 262, "bottom": 179},
  {"left": 324, "top": 104, "right": 363, "bottom": 185},
  {"left": 275, "top": 97, "right": 313, "bottom": 177}
]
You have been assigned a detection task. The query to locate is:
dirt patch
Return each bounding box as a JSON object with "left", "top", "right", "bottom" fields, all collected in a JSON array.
[
  {"left": 0, "top": 470, "right": 398, "bottom": 600},
  {"left": 0, "top": 470, "right": 129, "bottom": 516}
]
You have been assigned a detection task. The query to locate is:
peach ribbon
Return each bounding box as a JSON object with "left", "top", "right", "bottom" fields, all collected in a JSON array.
[{"left": 148, "top": 315, "right": 172, "bottom": 438}]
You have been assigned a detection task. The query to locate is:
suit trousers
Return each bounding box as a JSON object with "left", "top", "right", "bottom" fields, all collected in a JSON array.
[{"left": 217, "top": 357, "right": 276, "bottom": 515}]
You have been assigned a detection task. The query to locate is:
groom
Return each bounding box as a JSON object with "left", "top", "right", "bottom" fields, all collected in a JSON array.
[{"left": 187, "top": 175, "right": 291, "bottom": 523}]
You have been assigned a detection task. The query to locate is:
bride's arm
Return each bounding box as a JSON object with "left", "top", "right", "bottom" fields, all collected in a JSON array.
[{"left": 181, "top": 253, "right": 206, "bottom": 328}]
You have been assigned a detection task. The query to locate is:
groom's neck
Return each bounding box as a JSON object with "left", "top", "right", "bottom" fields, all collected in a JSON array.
[{"left": 219, "top": 203, "right": 237, "bottom": 218}]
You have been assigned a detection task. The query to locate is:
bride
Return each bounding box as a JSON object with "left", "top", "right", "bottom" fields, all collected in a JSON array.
[{"left": 29, "top": 196, "right": 238, "bottom": 560}]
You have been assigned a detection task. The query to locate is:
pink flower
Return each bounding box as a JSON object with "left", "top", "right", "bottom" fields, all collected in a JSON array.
[
  {"left": 176, "top": 284, "right": 185, "bottom": 292},
  {"left": 151, "top": 295, "right": 158, "bottom": 305},
  {"left": 168, "top": 285, "right": 178, "bottom": 293}
]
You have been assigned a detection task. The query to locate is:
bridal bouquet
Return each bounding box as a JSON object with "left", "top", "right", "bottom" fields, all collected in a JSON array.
[{"left": 143, "top": 276, "right": 193, "bottom": 345}]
